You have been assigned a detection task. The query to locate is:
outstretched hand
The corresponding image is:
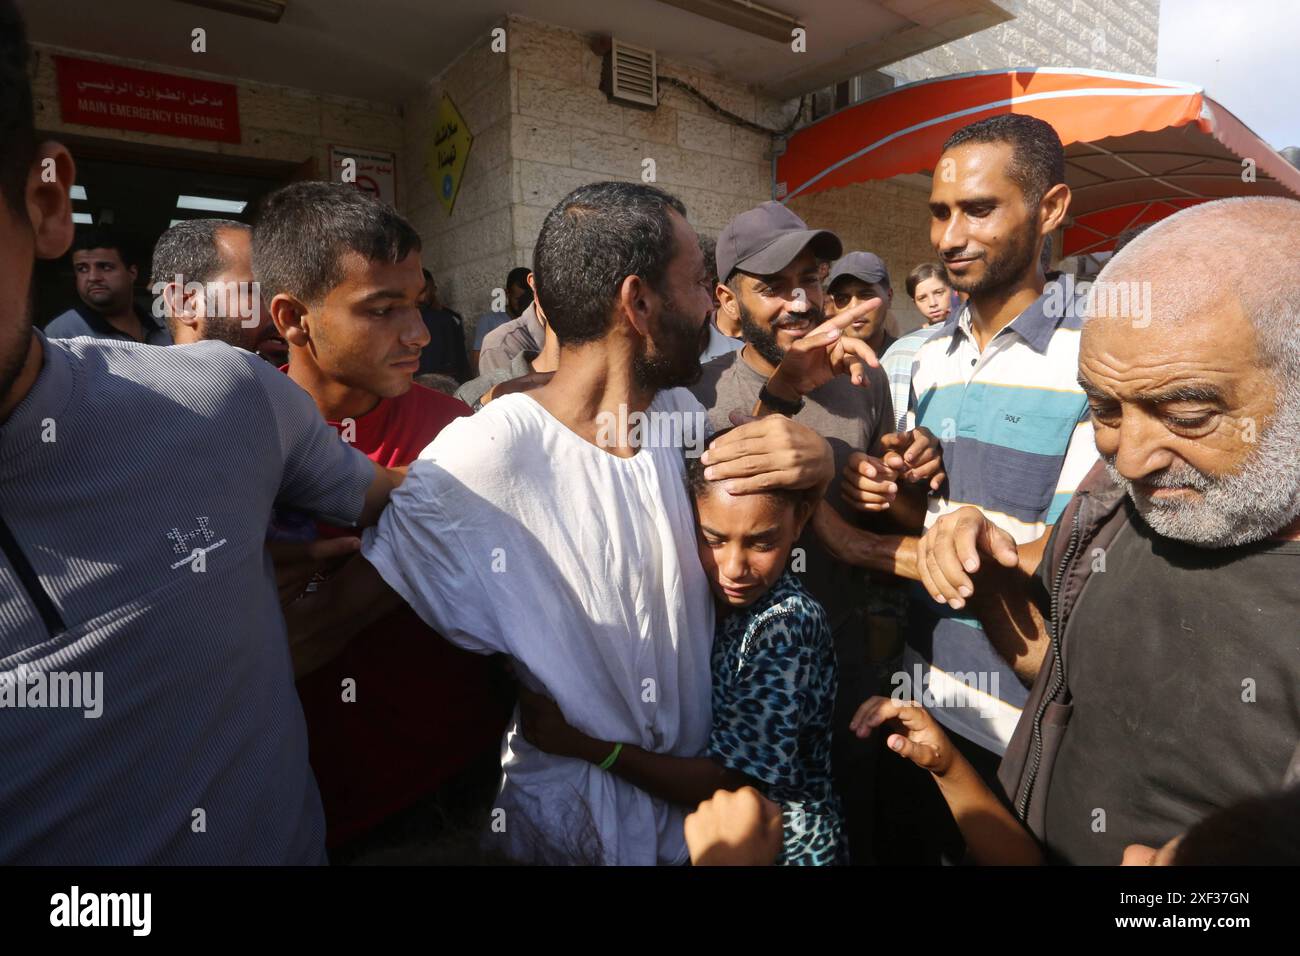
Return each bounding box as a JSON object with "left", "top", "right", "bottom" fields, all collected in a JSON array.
[
  {"left": 517, "top": 686, "right": 604, "bottom": 763},
  {"left": 768, "top": 303, "right": 882, "bottom": 397},
  {"left": 850, "top": 695, "right": 956, "bottom": 776},
  {"left": 916, "top": 505, "right": 1020, "bottom": 609},
  {"left": 877, "top": 427, "right": 946, "bottom": 490}
]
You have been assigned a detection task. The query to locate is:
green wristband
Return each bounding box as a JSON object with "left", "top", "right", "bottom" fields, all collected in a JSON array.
[{"left": 597, "top": 742, "right": 623, "bottom": 771}]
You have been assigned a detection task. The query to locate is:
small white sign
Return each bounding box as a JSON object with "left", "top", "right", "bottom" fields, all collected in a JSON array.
[{"left": 330, "top": 144, "right": 397, "bottom": 206}]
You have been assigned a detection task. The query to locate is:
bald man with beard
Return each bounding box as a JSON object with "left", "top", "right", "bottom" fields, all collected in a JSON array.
[
  {"left": 912, "top": 196, "right": 1300, "bottom": 864},
  {"left": 153, "top": 218, "right": 287, "bottom": 364}
]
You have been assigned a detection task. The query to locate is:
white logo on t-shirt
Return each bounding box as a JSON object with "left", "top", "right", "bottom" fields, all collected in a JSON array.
[{"left": 167, "top": 516, "right": 227, "bottom": 571}]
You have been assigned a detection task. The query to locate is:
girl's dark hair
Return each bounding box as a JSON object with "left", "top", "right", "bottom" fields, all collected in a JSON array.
[{"left": 905, "top": 262, "right": 949, "bottom": 299}]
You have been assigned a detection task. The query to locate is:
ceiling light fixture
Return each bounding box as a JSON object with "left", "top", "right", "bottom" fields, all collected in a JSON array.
[
  {"left": 176, "top": 195, "right": 247, "bottom": 213},
  {"left": 655, "top": 0, "right": 800, "bottom": 43},
  {"left": 172, "top": 0, "right": 287, "bottom": 24}
]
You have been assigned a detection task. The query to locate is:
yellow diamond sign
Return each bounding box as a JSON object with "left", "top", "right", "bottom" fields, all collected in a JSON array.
[{"left": 429, "top": 93, "right": 472, "bottom": 215}]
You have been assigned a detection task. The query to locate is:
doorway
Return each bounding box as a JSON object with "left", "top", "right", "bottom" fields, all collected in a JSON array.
[{"left": 33, "top": 133, "right": 311, "bottom": 329}]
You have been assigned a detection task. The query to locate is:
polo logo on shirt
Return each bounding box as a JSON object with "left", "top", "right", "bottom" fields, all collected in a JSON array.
[
  {"left": 167, "top": 517, "right": 227, "bottom": 572},
  {"left": 1004, "top": 414, "right": 1021, "bottom": 424}
]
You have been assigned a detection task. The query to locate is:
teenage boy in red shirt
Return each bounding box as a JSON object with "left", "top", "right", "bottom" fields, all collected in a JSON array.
[{"left": 255, "top": 182, "right": 511, "bottom": 852}]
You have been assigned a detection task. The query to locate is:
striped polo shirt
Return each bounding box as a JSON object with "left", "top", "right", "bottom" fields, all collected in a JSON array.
[
  {"left": 881, "top": 324, "right": 941, "bottom": 432},
  {"left": 903, "top": 277, "right": 1098, "bottom": 754}
]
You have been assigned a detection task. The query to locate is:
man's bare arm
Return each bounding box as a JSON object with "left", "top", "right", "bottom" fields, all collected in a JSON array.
[
  {"left": 283, "top": 553, "right": 403, "bottom": 678},
  {"left": 965, "top": 564, "right": 1050, "bottom": 686},
  {"left": 915, "top": 509, "right": 1052, "bottom": 685},
  {"left": 356, "top": 461, "right": 404, "bottom": 528},
  {"left": 812, "top": 502, "right": 921, "bottom": 580}
]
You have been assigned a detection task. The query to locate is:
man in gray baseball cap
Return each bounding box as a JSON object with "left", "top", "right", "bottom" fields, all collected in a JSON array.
[
  {"left": 714, "top": 200, "right": 843, "bottom": 284},
  {"left": 690, "top": 202, "right": 946, "bottom": 863},
  {"left": 825, "top": 252, "right": 896, "bottom": 356}
]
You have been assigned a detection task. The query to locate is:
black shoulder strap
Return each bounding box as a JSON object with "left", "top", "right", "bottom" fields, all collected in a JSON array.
[{"left": 0, "top": 512, "right": 66, "bottom": 637}]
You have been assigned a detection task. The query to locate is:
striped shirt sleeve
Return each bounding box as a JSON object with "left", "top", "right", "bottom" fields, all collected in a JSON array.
[{"left": 1045, "top": 412, "right": 1099, "bottom": 525}]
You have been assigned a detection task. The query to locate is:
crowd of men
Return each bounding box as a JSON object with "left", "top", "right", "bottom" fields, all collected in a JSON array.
[{"left": 1, "top": 0, "right": 1296, "bottom": 866}]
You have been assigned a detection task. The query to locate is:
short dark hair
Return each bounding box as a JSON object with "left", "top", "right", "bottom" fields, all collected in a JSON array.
[
  {"left": 71, "top": 226, "right": 138, "bottom": 270},
  {"left": 506, "top": 266, "right": 531, "bottom": 290},
  {"left": 533, "top": 181, "right": 687, "bottom": 347},
  {"left": 905, "top": 262, "right": 949, "bottom": 299},
  {"left": 0, "top": 0, "right": 35, "bottom": 219},
  {"left": 942, "top": 113, "right": 1065, "bottom": 209},
  {"left": 1112, "top": 222, "right": 1153, "bottom": 254},
  {"left": 251, "top": 181, "right": 421, "bottom": 305},
  {"left": 150, "top": 219, "right": 246, "bottom": 288},
  {"left": 698, "top": 235, "right": 719, "bottom": 289}
]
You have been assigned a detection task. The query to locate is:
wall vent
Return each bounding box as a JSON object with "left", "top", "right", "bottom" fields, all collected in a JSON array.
[{"left": 608, "top": 39, "right": 658, "bottom": 108}]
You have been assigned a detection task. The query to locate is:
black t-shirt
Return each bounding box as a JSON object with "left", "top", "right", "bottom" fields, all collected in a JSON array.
[
  {"left": 1041, "top": 502, "right": 1300, "bottom": 864},
  {"left": 418, "top": 307, "right": 470, "bottom": 382}
]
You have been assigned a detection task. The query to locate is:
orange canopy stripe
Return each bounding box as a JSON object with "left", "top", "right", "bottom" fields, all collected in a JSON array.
[{"left": 775, "top": 69, "right": 1205, "bottom": 202}]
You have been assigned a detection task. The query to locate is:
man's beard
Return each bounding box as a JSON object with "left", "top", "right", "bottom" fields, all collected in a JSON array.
[
  {"left": 198, "top": 316, "right": 249, "bottom": 349},
  {"left": 632, "top": 290, "right": 704, "bottom": 390},
  {"left": 1103, "top": 387, "right": 1300, "bottom": 548},
  {"left": 944, "top": 219, "right": 1038, "bottom": 296},
  {"left": 737, "top": 298, "right": 823, "bottom": 368}
]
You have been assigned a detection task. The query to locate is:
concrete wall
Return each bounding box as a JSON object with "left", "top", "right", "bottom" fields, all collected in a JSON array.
[
  {"left": 405, "top": 15, "right": 799, "bottom": 336},
  {"left": 888, "top": 0, "right": 1161, "bottom": 84},
  {"left": 31, "top": 0, "right": 1162, "bottom": 337},
  {"left": 789, "top": 0, "right": 1162, "bottom": 331},
  {"left": 790, "top": 178, "right": 938, "bottom": 332}
]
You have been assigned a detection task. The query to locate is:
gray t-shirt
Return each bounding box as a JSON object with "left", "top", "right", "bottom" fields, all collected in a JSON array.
[
  {"left": 688, "top": 349, "right": 894, "bottom": 631},
  {"left": 478, "top": 304, "right": 542, "bottom": 374},
  {"left": 454, "top": 348, "right": 535, "bottom": 411},
  {"left": 0, "top": 334, "right": 373, "bottom": 864},
  {"left": 1041, "top": 505, "right": 1300, "bottom": 864}
]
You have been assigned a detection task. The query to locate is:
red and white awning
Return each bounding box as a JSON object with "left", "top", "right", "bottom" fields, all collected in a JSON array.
[{"left": 775, "top": 68, "right": 1300, "bottom": 256}]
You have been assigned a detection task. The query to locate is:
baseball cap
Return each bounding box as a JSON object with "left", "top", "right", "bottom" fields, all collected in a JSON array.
[
  {"left": 827, "top": 251, "right": 891, "bottom": 290},
  {"left": 716, "top": 201, "right": 842, "bottom": 281}
]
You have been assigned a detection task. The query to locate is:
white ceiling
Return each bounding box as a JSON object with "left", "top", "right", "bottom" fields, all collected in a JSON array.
[{"left": 19, "top": 0, "right": 1009, "bottom": 104}]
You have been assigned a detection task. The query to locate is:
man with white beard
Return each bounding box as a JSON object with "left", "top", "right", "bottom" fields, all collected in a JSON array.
[{"left": 909, "top": 196, "right": 1300, "bottom": 864}]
